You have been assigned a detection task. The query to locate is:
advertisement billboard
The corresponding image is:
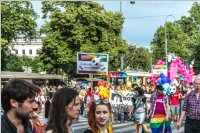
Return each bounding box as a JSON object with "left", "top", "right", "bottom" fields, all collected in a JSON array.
[{"left": 77, "top": 53, "right": 109, "bottom": 75}]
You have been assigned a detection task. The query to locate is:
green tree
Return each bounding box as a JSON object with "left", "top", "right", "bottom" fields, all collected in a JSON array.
[
  {"left": 5, "top": 55, "right": 23, "bottom": 72},
  {"left": 1, "top": 1, "right": 38, "bottom": 70},
  {"left": 151, "top": 2, "right": 200, "bottom": 74},
  {"left": 39, "top": 1, "right": 128, "bottom": 78},
  {"left": 4, "top": 55, "right": 41, "bottom": 73},
  {"left": 31, "top": 56, "right": 44, "bottom": 73},
  {"left": 151, "top": 23, "right": 190, "bottom": 64},
  {"left": 124, "top": 45, "right": 150, "bottom": 71}
]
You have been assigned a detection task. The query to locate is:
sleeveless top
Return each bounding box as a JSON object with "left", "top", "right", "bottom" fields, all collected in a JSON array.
[{"left": 132, "top": 95, "right": 146, "bottom": 109}]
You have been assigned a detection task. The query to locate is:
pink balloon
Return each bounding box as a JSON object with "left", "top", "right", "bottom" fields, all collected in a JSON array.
[
  {"left": 172, "top": 60, "right": 176, "bottom": 63},
  {"left": 189, "top": 68, "right": 194, "bottom": 75},
  {"left": 183, "top": 72, "right": 187, "bottom": 76},
  {"left": 177, "top": 58, "right": 182, "bottom": 64},
  {"left": 176, "top": 58, "right": 180, "bottom": 63},
  {"left": 185, "top": 79, "right": 189, "bottom": 84},
  {"left": 156, "top": 60, "right": 165, "bottom": 65},
  {"left": 170, "top": 63, "right": 176, "bottom": 67},
  {"left": 181, "top": 64, "right": 185, "bottom": 68},
  {"left": 162, "top": 61, "right": 166, "bottom": 65},
  {"left": 177, "top": 63, "right": 181, "bottom": 67},
  {"left": 182, "top": 69, "right": 186, "bottom": 73}
]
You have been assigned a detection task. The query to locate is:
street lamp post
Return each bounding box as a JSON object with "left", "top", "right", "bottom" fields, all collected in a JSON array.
[
  {"left": 119, "top": 1, "right": 123, "bottom": 70},
  {"left": 164, "top": 15, "right": 176, "bottom": 74},
  {"left": 149, "top": 48, "right": 152, "bottom": 73},
  {"left": 119, "top": 1, "right": 135, "bottom": 71}
]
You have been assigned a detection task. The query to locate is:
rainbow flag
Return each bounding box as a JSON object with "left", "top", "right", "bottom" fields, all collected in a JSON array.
[{"left": 150, "top": 113, "right": 172, "bottom": 133}]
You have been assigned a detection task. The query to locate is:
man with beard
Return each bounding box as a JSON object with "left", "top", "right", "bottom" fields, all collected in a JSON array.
[{"left": 1, "top": 79, "right": 40, "bottom": 133}]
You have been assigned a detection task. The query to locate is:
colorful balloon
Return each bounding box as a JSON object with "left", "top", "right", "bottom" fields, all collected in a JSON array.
[{"left": 162, "top": 83, "right": 170, "bottom": 90}]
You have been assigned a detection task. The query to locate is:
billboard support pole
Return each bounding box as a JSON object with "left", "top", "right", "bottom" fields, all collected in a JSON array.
[{"left": 89, "top": 74, "right": 94, "bottom": 89}]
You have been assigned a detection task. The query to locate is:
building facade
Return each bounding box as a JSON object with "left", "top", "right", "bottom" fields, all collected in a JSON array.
[{"left": 8, "top": 35, "right": 43, "bottom": 57}]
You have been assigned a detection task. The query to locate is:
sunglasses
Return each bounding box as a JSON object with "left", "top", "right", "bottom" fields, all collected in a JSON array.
[
  {"left": 95, "top": 99, "right": 109, "bottom": 105},
  {"left": 33, "top": 108, "right": 38, "bottom": 111}
]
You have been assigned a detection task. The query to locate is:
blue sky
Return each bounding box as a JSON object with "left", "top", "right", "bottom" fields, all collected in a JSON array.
[{"left": 32, "top": 1, "right": 196, "bottom": 48}]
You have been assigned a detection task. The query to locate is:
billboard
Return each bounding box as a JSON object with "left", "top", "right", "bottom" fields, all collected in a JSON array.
[
  {"left": 152, "top": 65, "right": 167, "bottom": 75},
  {"left": 77, "top": 53, "right": 109, "bottom": 75}
]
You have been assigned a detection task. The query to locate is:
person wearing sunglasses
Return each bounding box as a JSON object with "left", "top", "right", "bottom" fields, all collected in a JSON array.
[
  {"left": 84, "top": 99, "right": 112, "bottom": 133},
  {"left": 149, "top": 85, "right": 172, "bottom": 133},
  {"left": 30, "top": 101, "right": 46, "bottom": 133},
  {"left": 45, "top": 87, "right": 80, "bottom": 133}
]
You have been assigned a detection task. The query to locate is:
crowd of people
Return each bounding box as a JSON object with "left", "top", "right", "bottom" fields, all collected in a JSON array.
[{"left": 1, "top": 74, "right": 200, "bottom": 133}]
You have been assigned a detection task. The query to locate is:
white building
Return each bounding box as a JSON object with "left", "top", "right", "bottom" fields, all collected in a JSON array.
[{"left": 8, "top": 35, "right": 44, "bottom": 57}]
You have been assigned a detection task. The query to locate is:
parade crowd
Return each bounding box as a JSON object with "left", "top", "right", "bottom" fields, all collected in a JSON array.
[{"left": 1, "top": 74, "right": 200, "bottom": 133}]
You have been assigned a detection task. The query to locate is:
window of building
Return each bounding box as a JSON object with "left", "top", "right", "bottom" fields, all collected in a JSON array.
[
  {"left": 22, "top": 49, "right": 25, "bottom": 55},
  {"left": 15, "top": 50, "right": 18, "bottom": 54},
  {"left": 29, "top": 49, "right": 32, "bottom": 55},
  {"left": 36, "top": 49, "right": 39, "bottom": 55}
]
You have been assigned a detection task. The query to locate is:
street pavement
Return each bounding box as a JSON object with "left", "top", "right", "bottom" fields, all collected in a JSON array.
[
  {"left": 72, "top": 115, "right": 185, "bottom": 133},
  {"left": 39, "top": 107, "right": 184, "bottom": 133}
]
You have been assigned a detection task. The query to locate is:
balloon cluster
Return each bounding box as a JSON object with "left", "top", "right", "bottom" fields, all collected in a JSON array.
[
  {"left": 157, "top": 73, "right": 171, "bottom": 94},
  {"left": 156, "top": 60, "right": 166, "bottom": 65},
  {"left": 168, "top": 58, "right": 194, "bottom": 84},
  {"left": 149, "top": 75, "right": 157, "bottom": 83},
  {"left": 149, "top": 60, "right": 165, "bottom": 83},
  {"left": 97, "top": 80, "right": 110, "bottom": 100}
]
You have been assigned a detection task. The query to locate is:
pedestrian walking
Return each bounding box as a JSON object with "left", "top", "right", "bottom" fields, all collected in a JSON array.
[
  {"left": 129, "top": 87, "right": 149, "bottom": 133},
  {"left": 30, "top": 101, "right": 46, "bottom": 133},
  {"left": 84, "top": 99, "right": 112, "bottom": 133},
  {"left": 176, "top": 74, "right": 200, "bottom": 133},
  {"left": 1, "top": 79, "right": 40, "bottom": 133},
  {"left": 45, "top": 87, "right": 80, "bottom": 133},
  {"left": 170, "top": 86, "right": 181, "bottom": 124},
  {"left": 149, "top": 85, "right": 172, "bottom": 133},
  {"left": 44, "top": 92, "right": 54, "bottom": 122}
]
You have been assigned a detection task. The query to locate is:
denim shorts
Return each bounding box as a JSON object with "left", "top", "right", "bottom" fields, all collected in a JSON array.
[{"left": 171, "top": 105, "right": 180, "bottom": 115}]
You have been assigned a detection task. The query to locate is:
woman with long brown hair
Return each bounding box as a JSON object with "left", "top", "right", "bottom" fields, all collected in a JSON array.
[
  {"left": 84, "top": 99, "right": 112, "bottom": 133},
  {"left": 45, "top": 87, "right": 80, "bottom": 133}
]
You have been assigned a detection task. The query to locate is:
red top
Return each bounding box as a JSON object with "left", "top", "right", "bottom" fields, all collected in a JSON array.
[{"left": 171, "top": 91, "right": 181, "bottom": 105}]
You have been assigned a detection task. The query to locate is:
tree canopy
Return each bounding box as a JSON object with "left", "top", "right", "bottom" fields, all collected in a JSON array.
[
  {"left": 3, "top": 1, "right": 198, "bottom": 77},
  {"left": 1, "top": 1, "right": 38, "bottom": 70},
  {"left": 124, "top": 45, "right": 150, "bottom": 71},
  {"left": 151, "top": 2, "right": 200, "bottom": 73},
  {"left": 39, "top": 1, "right": 128, "bottom": 78}
]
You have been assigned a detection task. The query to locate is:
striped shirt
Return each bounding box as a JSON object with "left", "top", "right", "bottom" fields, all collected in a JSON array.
[{"left": 182, "top": 91, "right": 200, "bottom": 120}]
